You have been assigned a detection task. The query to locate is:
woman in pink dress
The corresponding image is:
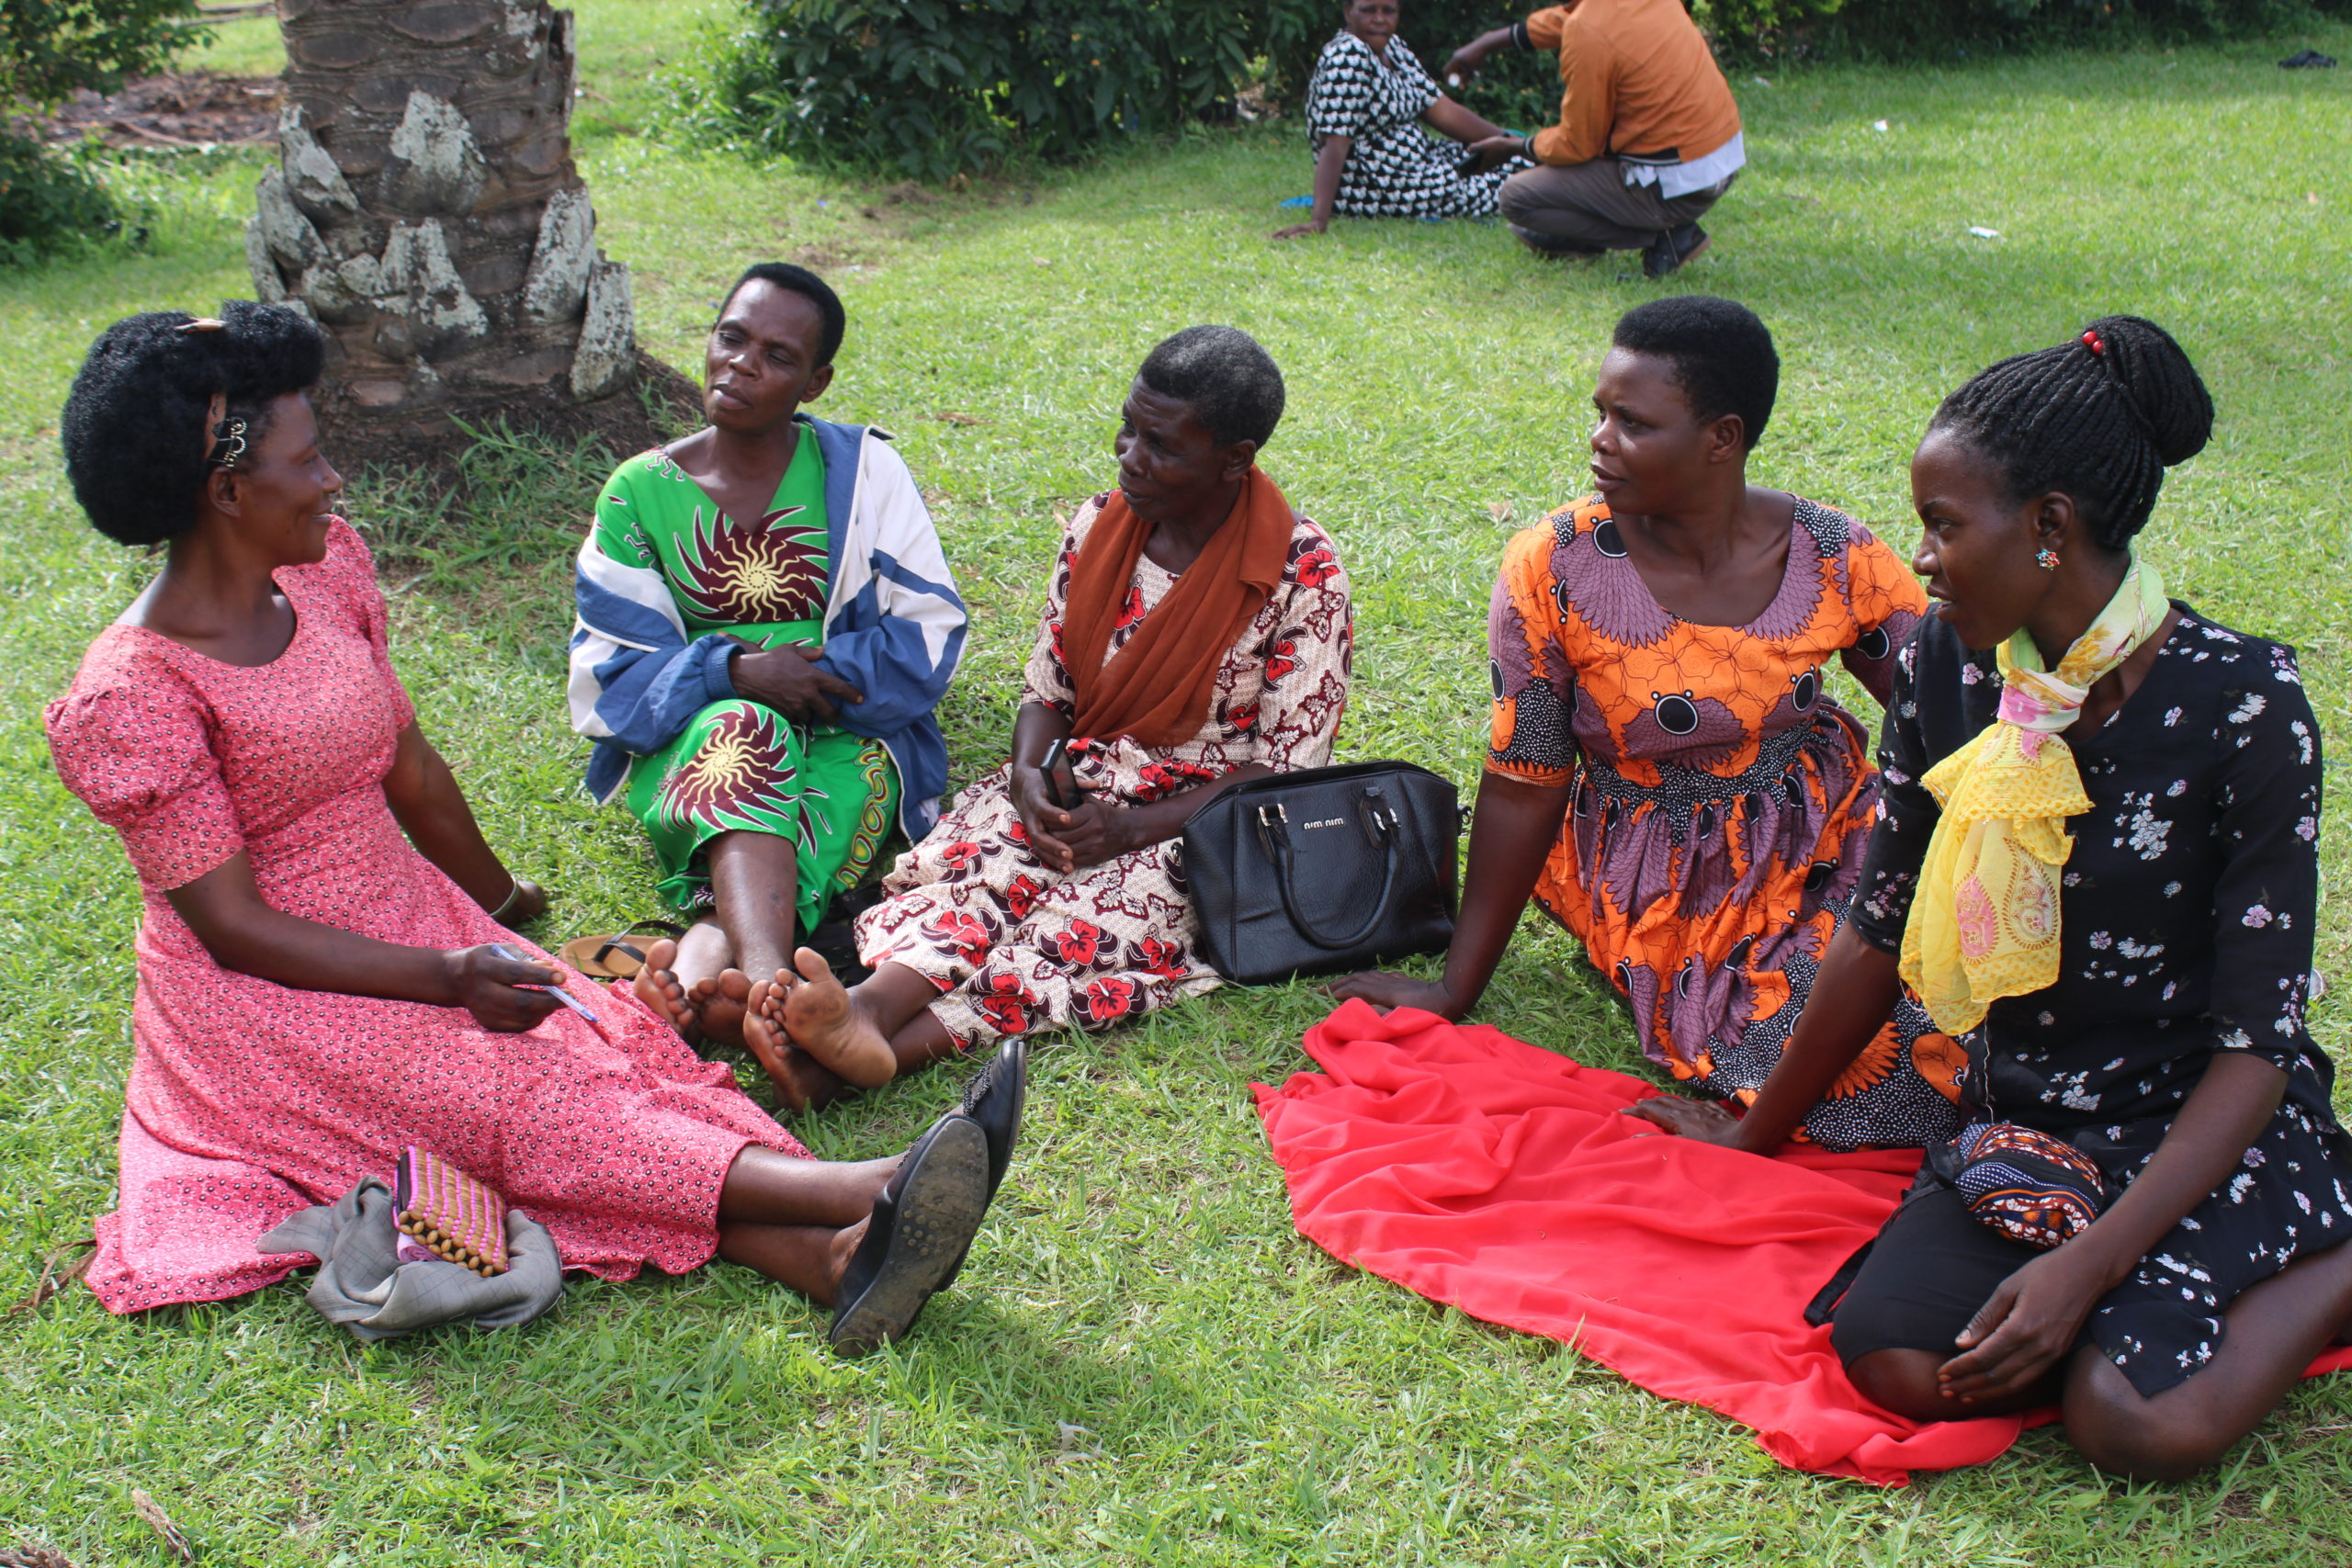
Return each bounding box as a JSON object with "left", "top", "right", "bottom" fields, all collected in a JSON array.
[{"left": 45, "top": 303, "right": 1018, "bottom": 1352}]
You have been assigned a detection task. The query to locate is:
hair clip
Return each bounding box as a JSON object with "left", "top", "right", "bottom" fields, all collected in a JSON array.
[
  {"left": 209, "top": 418, "right": 250, "bottom": 470},
  {"left": 200, "top": 392, "right": 246, "bottom": 469},
  {"left": 2080, "top": 328, "right": 2106, "bottom": 356},
  {"left": 177, "top": 317, "right": 226, "bottom": 333}
]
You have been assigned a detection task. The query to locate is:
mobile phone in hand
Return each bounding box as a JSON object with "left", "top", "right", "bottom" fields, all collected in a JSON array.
[
  {"left": 1038, "top": 737, "right": 1082, "bottom": 810},
  {"left": 491, "top": 942, "right": 599, "bottom": 1021}
]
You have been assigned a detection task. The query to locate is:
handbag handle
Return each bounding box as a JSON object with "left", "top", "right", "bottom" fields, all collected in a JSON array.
[{"left": 1255, "top": 791, "right": 1401, "bottom": 951}]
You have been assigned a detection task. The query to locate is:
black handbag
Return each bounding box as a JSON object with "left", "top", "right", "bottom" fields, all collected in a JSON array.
[{"left": 1182, "top": 761, "right": 1460, "bottom": 985}]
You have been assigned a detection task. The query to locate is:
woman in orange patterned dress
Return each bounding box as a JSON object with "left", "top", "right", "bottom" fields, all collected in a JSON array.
[{"left": 1335, "top": 297, "right": 1965, "bottom": 1149}]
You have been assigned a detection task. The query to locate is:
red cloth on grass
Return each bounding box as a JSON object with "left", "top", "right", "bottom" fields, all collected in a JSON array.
[{"left": 1251, "top": 1001, "right": 2352, "bottom": 1486}]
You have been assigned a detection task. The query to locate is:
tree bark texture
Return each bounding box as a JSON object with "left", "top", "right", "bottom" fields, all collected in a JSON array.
[{"left": 246, "top": 0, "right": 667, "bottom": 464}]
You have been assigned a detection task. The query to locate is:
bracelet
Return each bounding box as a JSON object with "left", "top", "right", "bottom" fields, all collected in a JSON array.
[
  {"left": 1521, "top": 135, "right": 1537, "bottom": 163},
  {"left": 488, "top": 876, "right": 526, "bottom": 921}
]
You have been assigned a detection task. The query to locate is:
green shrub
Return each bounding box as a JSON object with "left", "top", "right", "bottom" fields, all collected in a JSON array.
[
  {"left": 1, "top": 0, "right": 197, "bottom": 265},
  {"left": 709, "top": 0, "right": 2346, "bottom": 179},
  {"left": 716, "top": 0, "right": 1260, "bottom": 179},
  {"left": 1, "top": 0, "right": 199, "bottom": 107},
  {"left": 707, "top": 0, "right": 1564, "bottom": 178},
  {"left": 1694, "top": 0, "right": 2349, "bottom": 58},
  {"left": 0, "top": 133, "right": 130, "bottom": 265}
]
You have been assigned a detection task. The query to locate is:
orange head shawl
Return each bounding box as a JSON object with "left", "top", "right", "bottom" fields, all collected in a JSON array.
[{"left": 1061, "top": 467, "right": 1295, "bottom": 751}]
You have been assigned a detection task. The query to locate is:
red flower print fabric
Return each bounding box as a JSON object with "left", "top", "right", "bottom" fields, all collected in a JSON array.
[{"left": 855, "top": 497, "right": 1354, "bottom": 1044}]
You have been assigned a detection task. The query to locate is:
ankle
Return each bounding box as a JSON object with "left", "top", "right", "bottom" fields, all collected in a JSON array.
[{"left": 739, "top": 945, "right": 794, "bottom": 983}]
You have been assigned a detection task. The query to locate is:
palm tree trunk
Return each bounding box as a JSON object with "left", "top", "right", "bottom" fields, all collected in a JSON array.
[{"left": 246, "top": 0, "right": 676, "bottom": 465}]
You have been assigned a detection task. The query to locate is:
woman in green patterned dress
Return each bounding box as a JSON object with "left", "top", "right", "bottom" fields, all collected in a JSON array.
[{"left": 570, "top": 265, "right": 966, "bottom": 1080}]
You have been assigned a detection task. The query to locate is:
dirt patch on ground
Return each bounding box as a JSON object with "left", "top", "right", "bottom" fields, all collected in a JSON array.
[{"left": 24, "top": 71, "right": 280, "bottom": 151}]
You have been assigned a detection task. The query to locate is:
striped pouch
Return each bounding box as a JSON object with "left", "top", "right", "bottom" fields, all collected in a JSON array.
[{"left": 393, "top": 1147, "right": 512, "bottom": 1276}]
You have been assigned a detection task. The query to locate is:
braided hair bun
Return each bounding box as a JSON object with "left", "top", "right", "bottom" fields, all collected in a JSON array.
[
  {"left": 1928, "top": 314, "right": 2213, "bottom": 551},
  {"left": 61, "top": 300, "right": 325, "bottom": 547}
]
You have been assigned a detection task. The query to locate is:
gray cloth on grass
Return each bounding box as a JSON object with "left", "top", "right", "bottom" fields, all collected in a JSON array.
[{"left": 257, "top": 1177, "right": 564, "bottom": 1341}]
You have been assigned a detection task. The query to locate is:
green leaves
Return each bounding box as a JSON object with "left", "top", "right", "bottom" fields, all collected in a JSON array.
[
  {"left": 0, "top": 0, "right": 203, "bottom": 110},
  {"left": 715, "top": 0, "right": 1316, "bottom": 180}
]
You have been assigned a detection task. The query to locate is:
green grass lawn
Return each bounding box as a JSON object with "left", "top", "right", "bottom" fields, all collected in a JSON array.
[{"left": 6, "top": 9, "right": 2352, "bottom": 1563}]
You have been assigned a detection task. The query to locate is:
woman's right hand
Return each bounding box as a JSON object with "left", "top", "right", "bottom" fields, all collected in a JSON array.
[
  {"left": 727, "top": 637, "right": 865, "bottom": 725},
  {"left": 1324, "top": 971, "right": 1464, "bottom": 1020},
  {"left": 1008, "top": 761, "right": 1076, "bottom": 868},
  {"left": 443, "top": 945, "right": 565, "bottom": 1032},
  {"left": 1272, "top": 219, "right": 1330, "bottom": 241}
]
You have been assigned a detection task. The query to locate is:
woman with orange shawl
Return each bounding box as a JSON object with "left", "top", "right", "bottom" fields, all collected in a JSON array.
[{"left": 723, "top": 327, "right": 1354, "bottom": 1108}]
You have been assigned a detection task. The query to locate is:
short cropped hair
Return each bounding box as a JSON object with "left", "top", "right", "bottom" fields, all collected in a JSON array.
[
  {"left": 1928, "top": 315, "right": 2212, "bottom": 552},
  {"left": 61, "top": 300, "right": 325, "bottom": 547},
  {"left": 1136, "top": 325, "right": 1286, "bottom": 449},
  {"left": 1611, "top": 295, "right": 1779, "bottom": 449},
  {"left": 718, "top": 263, "right": 847, "bottom": 367}
]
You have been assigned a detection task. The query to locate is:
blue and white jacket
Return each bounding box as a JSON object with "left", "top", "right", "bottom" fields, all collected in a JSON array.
[{"left": 566, "top": 416, "right": 967, "bottom": 842}]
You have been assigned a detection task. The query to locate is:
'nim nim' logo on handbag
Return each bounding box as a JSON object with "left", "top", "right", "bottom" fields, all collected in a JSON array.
[{"left": 1300, "top": 817, "right": 1346, "bottom": 829}]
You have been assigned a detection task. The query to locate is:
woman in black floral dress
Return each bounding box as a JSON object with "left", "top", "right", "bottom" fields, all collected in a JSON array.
[
  {"left": 1272, "top": 0, "right": 1531, "bottom": 240},
  {"left": 1637, "top": 316, "right": 2352, "bottom": 1479}
]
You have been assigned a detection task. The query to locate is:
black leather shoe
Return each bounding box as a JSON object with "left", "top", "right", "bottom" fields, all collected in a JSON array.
[
  {"left": 933, "top": 1037, "right": 1027, "bottom": 1292},
  {"left": 1642, "top": 223, "right": 1710, "bottom": 278},
  {"left": 827, "top": 1113, "right": 989, "bottom": 1355},
  {"left": 961, "top": 1036, "right": 1025, "bottom": 1201}
]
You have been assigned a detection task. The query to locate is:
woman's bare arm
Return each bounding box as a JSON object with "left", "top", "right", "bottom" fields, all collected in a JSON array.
[
  {"left": 1273, "top": 136, "right": 1351, "bottom": 239},
  {"left": 1327, "top": 770, "right": 1571, "bottom": 1019},
  {"left": 1423, "top": 95, "right": 1507, "bottom": 145},
  {"left": 381, "top": 722, "right": 545, "bottom": 920},
  {"left": 164, "top": 852, "right": 561, "bottom": 1031}
]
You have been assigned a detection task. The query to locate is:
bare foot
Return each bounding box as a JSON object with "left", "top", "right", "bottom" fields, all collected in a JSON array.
[
  {"left": 631, "top": 939, "right": 701, "bottom": 1042},
  {"left": 763, "top": 1042, "right": 858, "bottom": 1116},
  {"left": 691, "top": 967, "right": 753, "bottom": 1049},
  {"left": 774, "top": 949, "right": 897, "bottom": 1088}
]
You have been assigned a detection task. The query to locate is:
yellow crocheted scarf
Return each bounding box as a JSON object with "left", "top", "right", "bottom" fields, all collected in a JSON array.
[{"left": 1899, "top": 562, "right": 2171, "bottom": 1033}]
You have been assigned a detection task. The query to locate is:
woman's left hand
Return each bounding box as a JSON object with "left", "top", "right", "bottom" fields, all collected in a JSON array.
[
  {"left": 1621, "top": 1093, "right": 1750, "bottom": 1146},
  {"left": 1272, "top": 219, "right": 1329, "bottom": 241},
  {"left": 1049, "top": 797, "right": 1137, "bottom": 871},
  {"left": 1934, "top": 1244, "right": 2115, "bottom": 1404},
  {"left": 1462, "top": 134, "right": 1524, "bottom": 172}
]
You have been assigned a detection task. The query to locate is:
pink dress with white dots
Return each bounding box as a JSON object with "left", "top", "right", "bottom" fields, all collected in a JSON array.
[{"left": 45, "top": 521, "right": 804, "bottom": 1314}]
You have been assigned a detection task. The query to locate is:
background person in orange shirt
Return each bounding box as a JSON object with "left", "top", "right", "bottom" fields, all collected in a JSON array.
[{"left": 1446, "top": 0, "right": 1744, "bottom": 276}]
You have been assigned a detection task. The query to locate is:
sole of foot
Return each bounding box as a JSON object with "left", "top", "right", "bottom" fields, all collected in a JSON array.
[
  {"left": 690, "top": 967, "right": 752, "bottom": 1049},
  {"left": 630, "top": 939, "right": 701, "bottom": 1042},
  {"left": 829, "top": 1115, "right": 990, "bottom": 1355},
  {"left": 763, "top": 1041, "right": 856, "bottom": 1115},
  {"left": 774, "top": 948, "right": 897, "bottom": 1088},
  {"left": 936, "top": 1037, "right": 1027, "bottom": 1293}
]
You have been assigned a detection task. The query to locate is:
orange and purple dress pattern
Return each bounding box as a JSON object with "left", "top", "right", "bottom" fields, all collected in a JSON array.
[{"left": 1487, "top": 495, "right": 1966, "bottom": 1149}]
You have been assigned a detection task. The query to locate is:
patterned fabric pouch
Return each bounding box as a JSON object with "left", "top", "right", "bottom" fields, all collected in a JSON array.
[
  {"left": 1932, "top": 1121, "right": 2110, "bottom": 1249},
  {"left": 393, "top": 1147, "right": 512, "bottom": 1276}
]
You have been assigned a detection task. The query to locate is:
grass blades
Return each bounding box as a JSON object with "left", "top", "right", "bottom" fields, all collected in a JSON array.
[{"left": 3, "top": 10, "right": 2350, "bottom": 1565}]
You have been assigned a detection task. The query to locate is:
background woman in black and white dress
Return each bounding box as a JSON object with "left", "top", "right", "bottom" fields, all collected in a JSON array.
[{"left": 1272, "top": 0, "right": 1532, "bottom": 240}]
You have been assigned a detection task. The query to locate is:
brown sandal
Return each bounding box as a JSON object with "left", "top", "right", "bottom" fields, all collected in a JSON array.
[{"left": 557, "top": 919, "right": 684, "bottom": 980}]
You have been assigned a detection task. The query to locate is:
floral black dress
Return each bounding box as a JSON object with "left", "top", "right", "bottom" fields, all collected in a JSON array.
[
  {"left": 1303, "top": 32, "right": 1530, "bottom": 218},
  {"left": 1838, "top": 604, "right": 2351, "bottom": 1396}
]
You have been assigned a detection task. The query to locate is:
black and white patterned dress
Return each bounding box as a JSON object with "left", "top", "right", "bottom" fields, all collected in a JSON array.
[
  {"left": 1841, "top": 604, "right": 2352, "bottom": 1395},
  {"left": 1302, "top": 32, "right": 1529, "bottom": 219}
]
